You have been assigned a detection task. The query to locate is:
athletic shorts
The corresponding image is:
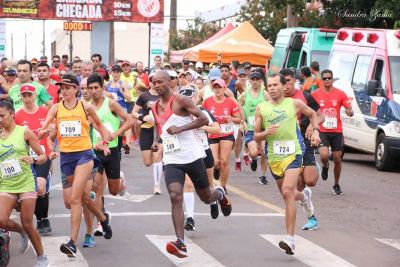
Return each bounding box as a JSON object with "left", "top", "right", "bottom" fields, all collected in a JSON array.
[
  {"left": 319, "top": 132, "right": 344, "bottom": 152},
  {"left": 209, "top": 134, "right": 235, "bottom": 144},
  {"left": 33, "top": 159, "right": 51, "bottom": 178},
  {"left": 244, "top": 131, "right": 255, "bottom": 145},
  {"left": 140, "top": 127, "right": 154, "bottom": 151},
  {"left": 126, "top": 101, "right": 135, "bottom": 114},
  {"left": 61, "top": 165, "right": 99, "bottom": 189},
  {"left": 203, "top": 148, "right": 214, "bottom": 169},
  {"left": 0, "top": 191, "right": 37, "bottom": 201},
  {"left": 233, "top": 124, "right": 240, "bottom": 140},
  {"left": 60, "top": 149, "right": 94, "bottom": 177},
  {"left": 269, "top": 154, "right": 303, "bottom": 180},
  {"left": 96, "top": 147, "right": 121, "bottom": 179},
  {"left": 164, "top": 158, "right": 209, "bottom": 190},
  {"left": 302, "top": 144, "right": 316, "bottom": 166}
]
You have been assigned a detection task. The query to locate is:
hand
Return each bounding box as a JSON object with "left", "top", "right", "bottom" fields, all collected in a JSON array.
[
  {"left": 225, "top": 116, "right": 232, "bottom": 123},
  {"left": 266, "top": 125, "right": 279, "bottom": 136},
  {"left": 143, "top": 115, "right": 154, "bottom": 123},
  {"left": 94, "top": 141, "right": 104, "bottom": 151},
  {"left": 48, "top": 151, "right": 58, "bottom": 160},
  {"left": 151, "top": 142, "right": 159, "bottom": 152},
  {"left": 311, "top": 131, "right": 321, "bottom": 147},
  {"left": 167, "top": 126, "right": 182, "bottom": 135},
  {"left": 103, "top": 145, "right": 111, "bottom": 156},
  {"left": 20, "top": 156, "right": 35, "bottom": 164},
  {"left": 345, "top": 108, "right": 354, "bottom": 117},
  {"left": 305, "top": 125, "right": 314, "bottom": 140},
  {"left": 108, "top": 132, "right": 117, "bottom": 142}
]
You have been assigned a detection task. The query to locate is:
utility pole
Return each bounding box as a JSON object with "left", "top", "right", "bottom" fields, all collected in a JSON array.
[
  {"left": 109, "top": 22, "right": 114, "bottom": 65},
  {"left": 287, "top": 4, "right": 298, "bottom": 28},
  {"left": 11, "top": 33, "right": 14, "bottom": 59},
  {"left": 24, "top": 32, "right": 27, "bottom": 59},
  {"left": 169, "top": 0, "right": 177, "bottom": 34},
  {"left": 69, "top": 31, "right": 73, "bottom": 62},
  {"left": 42, "top": 20, "right": 45, "bottom": 56}
]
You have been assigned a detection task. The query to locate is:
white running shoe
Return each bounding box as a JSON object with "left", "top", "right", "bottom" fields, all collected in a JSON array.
[
  {"left": 154, "top": 184, "right": 161, "bottom": 195},
  {"left": 119, "top": 171, "right": 127, "bottom": 196},
  {"left": 279, "top": 238, "right": 295, "bottom": 255},
  {"left": 301, "top": 188, "right": 314, "bottom": 218},
  {"left": 19, "top": 232, "right": 30, "bottom": 254}
]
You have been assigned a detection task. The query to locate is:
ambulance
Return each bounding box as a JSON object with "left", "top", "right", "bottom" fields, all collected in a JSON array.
[{"left": 327, "top": 28, "right": 400, "bottom": 171}]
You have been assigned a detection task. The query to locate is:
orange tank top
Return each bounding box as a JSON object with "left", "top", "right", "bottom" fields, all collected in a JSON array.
[{"left": 57, "top": 100, "right": 91, "bottom": 152}]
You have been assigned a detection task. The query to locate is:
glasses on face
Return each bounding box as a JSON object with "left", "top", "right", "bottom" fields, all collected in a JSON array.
[{"left": 322, "top": 77, "right": 333, "bottom": 81}]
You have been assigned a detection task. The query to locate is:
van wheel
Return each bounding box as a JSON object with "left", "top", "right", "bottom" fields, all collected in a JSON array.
[{"left": 375, "top": 133, "right": 392, "bottom": 171}]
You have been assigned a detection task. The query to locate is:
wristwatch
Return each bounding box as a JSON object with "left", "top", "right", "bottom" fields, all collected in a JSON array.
[{"left": 33, "top": 158, "right": 38, "bottom": 165}]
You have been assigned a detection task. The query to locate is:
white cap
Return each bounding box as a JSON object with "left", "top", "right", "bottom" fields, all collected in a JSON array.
[
  {"left": 167, "top": 70, "right": 178, "bottom": 78},
  {"left": 195, "top": 62, "right": 203, "bottom": 69}
]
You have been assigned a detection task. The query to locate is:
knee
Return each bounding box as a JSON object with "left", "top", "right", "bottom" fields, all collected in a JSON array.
[
  {"left": 108, "top": 188, "right": 119, "bottom": 196},
  {"left": 199, "top": 194, "right": 211, "bottom": 204},
  {"left": 333, "top": 156, "right": 342, "bottom": 164},
  {"left": 64, "top": 201, "right": 71, "bottom": 209},
  {"left": 37, "top": 187, "right": 46, "bottom": 197},
  {"left": 21, "top": 220, "right": 33, "bottom": 232},
  {"left": 70, "top": 195, "right": 82, "bottom": 206},
  {"left": 144, "top": 162, "right": 152, "bottom": 167},
  {"left": 169, "top": 191, "right": 182, "bottom": 204},
  {"left": 306, "top": 180, "right": 317, "bottom": 187},
  {"left": 219, "top": 159, "right": 228, "bottom": 168},
  {"left": 281, "top": 187, "right": 295, "bottom": 200},
  {"left": 0, "top": 218, "right": 8, "bottom": 228},
  {"left": 249, "top": 150, "right": 258, "bottom": 159}
]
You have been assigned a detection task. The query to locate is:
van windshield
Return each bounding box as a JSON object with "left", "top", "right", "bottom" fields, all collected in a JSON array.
[
  {"left": 311, "top": 51, "right": 330, "bottom": 70},
  {"left": 389, "top": 57, "right": 400, "bottom": 94}
]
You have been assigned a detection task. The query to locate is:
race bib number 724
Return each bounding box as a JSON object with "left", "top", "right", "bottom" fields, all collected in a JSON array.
[{"left": 273, "top": 140, "right": 295, "bottom": 155}]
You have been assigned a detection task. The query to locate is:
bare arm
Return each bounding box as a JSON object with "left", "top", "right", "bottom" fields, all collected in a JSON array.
[
  {"left": 201, "top": 122, "right": 221, "bottom": 135},
  {"left": 109, "top": 98, "right": 134, "bottom": 138},
  {"left": 84, "top": 103, "right": 110, "bottom": 143},
  {"left": 120, "top": 81, "right": 132, "bottom": 102},
  {"left": 38, "top": 104, "right": 59, "bottom": 139},
  {"left": 23, "top": 128, "right": 47, "bottom": 165},
  {"left": 295, "top": 99, "right": 320, "bottom": 146}
]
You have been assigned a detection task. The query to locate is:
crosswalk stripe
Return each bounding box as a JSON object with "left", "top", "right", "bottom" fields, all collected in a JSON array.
[
  {"left": 104, "top": 192, "right": 153, "bottom": 203},
  {"left": 146, "top": 235, "right": 225, "bottom": 267},
  {"left": 260, "top": 234, "right": 356, "bottom": 267},
  {"left": 40, "top": 236, "right": 88, "bottom": 266},
  {"left": 375, "top": 238, "right": 400, "bottom": 250}
]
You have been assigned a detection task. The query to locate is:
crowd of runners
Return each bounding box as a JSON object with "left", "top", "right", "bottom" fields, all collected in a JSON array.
[{"left": 0, "top": 54, "right": 353, "bottom": 266}]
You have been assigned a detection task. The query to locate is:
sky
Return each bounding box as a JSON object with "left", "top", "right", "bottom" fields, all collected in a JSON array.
[{"left": 2, "top": 0, "right": 235, "bottom": 60}]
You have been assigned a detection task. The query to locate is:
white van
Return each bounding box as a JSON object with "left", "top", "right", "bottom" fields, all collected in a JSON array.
[{"left": 327, "top": 28, "right": 400, "bottom": 171}]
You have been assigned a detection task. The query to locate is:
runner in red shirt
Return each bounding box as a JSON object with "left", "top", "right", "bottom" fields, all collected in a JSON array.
[
  {"left": 37, "top": 62, "right": 59, "bottom": 104},
  {"left": 311, "top": 69, "right": 354, "bottom": 195},
  {"left": 15, "top": 84, "right": 53, "bottom": 235},
  {"left": 202, "top": 78, "right": 241, "bottom": 193}
]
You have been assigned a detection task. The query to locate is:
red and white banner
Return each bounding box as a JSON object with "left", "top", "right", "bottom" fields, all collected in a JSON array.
[{"left": 0, "top": 0, "right": 163, "bottom": 23}]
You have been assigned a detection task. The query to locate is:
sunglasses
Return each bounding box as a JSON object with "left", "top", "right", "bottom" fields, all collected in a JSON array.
[
  {"left": 322, "top": 77, "right": 333, "bottom": 81},
  {"left": 169, "top": 76, "right": 176, "bottom": 80}
]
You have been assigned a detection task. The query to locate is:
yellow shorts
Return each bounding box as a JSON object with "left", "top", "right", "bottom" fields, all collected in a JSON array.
[{"left": 269, "top": 154, "right": 303, "bottom": 180}]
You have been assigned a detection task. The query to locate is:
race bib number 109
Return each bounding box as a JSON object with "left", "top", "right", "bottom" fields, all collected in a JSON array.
[{"left": 59, "top": 121, "right": 82, "bottom": 137}]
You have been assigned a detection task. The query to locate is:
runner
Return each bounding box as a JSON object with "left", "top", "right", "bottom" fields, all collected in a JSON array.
[
  {"left": 254, "top": 73, "right": 320, "bottom": 255},
  {"left": 0, "top": 101, "right": 49, "bottom": 266},
  {"left": 151, "top": 70, "right": 232, "bottom": 258},
  {"left": 202, "top": 78, "right": 241, "bottom": 193},
  {"left": 311, "top": 69, "right": 354, "bottom": 195},
  {"left": 15, "top": 84, "right": 53, "bottom": 235},
  {"left": 38, "top": 74, "right": 112, "bottom": 258}
]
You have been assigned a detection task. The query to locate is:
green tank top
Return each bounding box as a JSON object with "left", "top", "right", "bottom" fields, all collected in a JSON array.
[
  {"left": 258, "top": 98, "right": 302, "bottom": 163},
  {"left": 0, "top": 125, "right": 35, "bottom": 193},
  {"left": 91, "top": 98, "right": 120, "bottom": 148},
  {"left": 243, "top": 88, "right": 265, "bottom": 131}
]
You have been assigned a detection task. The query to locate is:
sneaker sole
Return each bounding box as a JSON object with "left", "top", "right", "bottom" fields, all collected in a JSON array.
[
  {"left": 210, "top": 205, "right": 219, "bottom": 219},
  {"left": 278, "top": 241, "right": 295, "bottom": 255},
  {"left": 184, "top": 225, "right": 195, "bottom": 231},
  {"left": 166, "top": 243, "right": 187, "bottom": 258},
  {"left": 333, "top": 191, "right": 343, "bottom": 195},
  {"left": 302, "top": 226, "right": 318, "bottom": 231},
  {"left": 82, "top": 243, "right": 96, "bottom": 248},
  {"left": 94, "top": 231, "right": 103, "bottom": 237},
  {"left": 60, "top": 245, "right": 77, "bottom": 258}
]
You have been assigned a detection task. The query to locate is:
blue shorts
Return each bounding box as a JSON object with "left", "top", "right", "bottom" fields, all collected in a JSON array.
[
  {"left": 270, "top": 154, "right": 303, "bottom": 180},
  {"left": 244, "top": 131, "right": 255, "bottom": 145},
  {"left": 60, "top": 149, "right": 94, "bottom": 177}
]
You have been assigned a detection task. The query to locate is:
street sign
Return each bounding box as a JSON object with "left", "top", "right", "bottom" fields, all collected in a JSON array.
[{"left": 63, "top": 22, "right": 92, "bottom": 31}]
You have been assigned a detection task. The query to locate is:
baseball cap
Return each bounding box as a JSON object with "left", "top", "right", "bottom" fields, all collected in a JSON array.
[
  {"left": 250, "top": 72, "right": 262, "bottom": 79},
  {"left": 121, "top": 60, "right": 130, "bottom": 66},
  {"left": 6, "top": 68, "right": 16, "bottom": 76},
  {"left": 56, "top": 75, "right": 79, "bottom": 87},
  {"left": 238, "top": 69, "right": 246, "bottom": 76},
  {"left": 182, "top": 58, "right": 190, "bottom": 65},
  {"left": 111, "top": 65, "right": 122, "bottom": 72},
  {"left": 195, "top": 62, "right": 203, "bottom": 69},
  {"left": 208, "top": 68, "right": 221, "bottom": 81},
  {"left": 20, "top": 84, "right": 36, "bottom": 94},
  {"left": 40, "top": 56, "right": 47, "bottom": 62},
  {"left": 167, "top": 70, "right": 177, "bottom": 78},
  {"left": 177, "top": 70, "right": 186, "bottom": 77},
  {"left": 31, "top": 58, "right": 38, "bottom": 64},
  {"left": 242, "top": 61, "right": 252, "bottom": 69},
  {"left": 179, "top": 86, "right": 196, "bottom": 97},
  {"left": 149, "top": 72, "right": 155, "bottom": 82},
  {"left": 213, "top": 78, "right": 226, "bottom": 88}
]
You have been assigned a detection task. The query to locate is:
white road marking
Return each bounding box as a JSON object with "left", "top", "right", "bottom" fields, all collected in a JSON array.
[
  {"left": 104, "top": 192, "right": 153, "bottom": 203},
  {"left": 260, "top": 234, "right": 356, "bottom": 267},
  {"left": 375, "top": 238, "right": 400, "bottom": 250},
  {"left": 146, "top": 235, "right": 225, "bottom": 267},
  {"left": 40, "top": 236, "right": 88, "bottom": 266},
  {"left": 52, "top": 183, "right": 63, "bottom": 190}
]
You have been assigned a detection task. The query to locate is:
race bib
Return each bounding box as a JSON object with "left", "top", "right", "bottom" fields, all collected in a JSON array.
[
  {"left": 29, "top": 145, "right": 45, "bottom": 159},
  {"left": 110, "top": 92, "right": 119, "bottom": 101},
  {"left": 248, "top": 116, "right": 255, "bottom": 128},
  {"left": 195, "top": 130, "right": 209, "bottom": 150},
  {"left": 220, "top": 123, "right": 234, "bottom": 134},
  {"left": 163, "top": 135, "right": 181, "bottom": 154},
  {"left": 323, "top": 117, "right": 337, "bottom": 129},
  {"left": 59, "top": 120, "right": 82, "bottom": 137},
  {"left": 273, "top": 140, "right": 295, "bottom": 155},
  {"left": 0, "top": 159, "right": 22, "bottom": 179}
]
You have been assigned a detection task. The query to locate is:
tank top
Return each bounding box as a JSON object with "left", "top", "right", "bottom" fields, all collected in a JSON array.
[
  {"left": 243, "top": 88, "right": 265, "bottom": 131},
  {"left": 57, "top": 100, "right": 91, "bottom": 153},
  {"left": 152, "top": 94, "right": 205, "bottom": 165},
  {"left": 0, "top": 125, "right": 35, "bottom": 193},
  {"left": 106, "top": 81, "right": 128, "bottom": 111},
  {"left": 203, "top": 85, "right": 214, "bottom": 101},
  {"left": 258, "top": 98, "right": 302, "bottom": 163},
  {"left": 91, "top": 98, "right": 120, "bottom": 149}
]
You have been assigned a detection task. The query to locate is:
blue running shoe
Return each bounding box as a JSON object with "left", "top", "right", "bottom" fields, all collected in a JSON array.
[
  {"left": 302, "top": 215, "right": 318, "bottom": 230},
  {"left": 82, "top": 234, "right": 95, "bottom": 248}
]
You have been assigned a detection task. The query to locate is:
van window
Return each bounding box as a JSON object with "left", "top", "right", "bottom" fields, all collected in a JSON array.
[
  {"left": 285, "top": 33, "right": 303, "bottom": 68},
  {"left": 299, "top": 51, "right": 307, "bottom": 67},
  {"left": 311, "top": 51, "right": 330, "bottom": 70},
  {"left": 373, "top": 59, "right": 387, "bottom": 91},
  {"left": 329, "top": 51, "right": 356, "bottom": 81},
  {"left": 270, "top": 46, "right": 286, "bottom": 69},
  {"left": 352, "top": 55, "right": 371, "bottom": 89},
  {"left": 389, "top": 57, "right": 400, "bottom": 94}
]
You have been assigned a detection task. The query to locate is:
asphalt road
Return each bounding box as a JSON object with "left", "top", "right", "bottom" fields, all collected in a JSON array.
[{"left": 7, "top": 146, "right": 400, "bottom": 267}]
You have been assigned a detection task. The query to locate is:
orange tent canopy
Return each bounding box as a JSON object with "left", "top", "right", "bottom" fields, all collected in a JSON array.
[
  {"left": 198, "top": 21, "right": 274, "bottom": 65},
  {"left": 169, "top": 23, "right": 235, "bottom": 63}
]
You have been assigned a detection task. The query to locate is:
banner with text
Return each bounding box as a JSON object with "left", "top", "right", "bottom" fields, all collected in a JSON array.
[
  {"left": 0, "top": 20, "right": 5, "bottom": 59},
  {"left": 149, "top": 23, "right": 164, "bottom": 68},
  {"left": 0, "top": 0, "right": 163, "bottom": 23}
]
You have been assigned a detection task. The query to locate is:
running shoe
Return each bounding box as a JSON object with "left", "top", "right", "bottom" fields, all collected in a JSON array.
[
  {"left": 213, "top": 168, "right": 220, "bottom": 180},
  {"left": 333, "top": 184, "right": 343, "bottom": 195},
  {"left": 119, "top": 171, "right": 127, "bottom": 196},
  {"left": 184, "top": 217, "right": 195, "bottom": 231},
  {"left": 41, "top": 218, "right": 52, "bottom": 234},
  {"left": 302, "top": 215, "right": 318, "bottom": 230},
  {"left": 19, "top": 232, "right": 30, "bottom": 254},
  {"left": 36, "top": 220, "right": 43, "bottom": 234},
  {"left": 154, "top": 184, "right": 161, "bottom": 195},
  {"left": 166, "top": 239, "right": 187, "bottom": 258},
  {"left": 101, "top": 212, "right": 112, "bottom": 239},
  {"left": 33, "top": 255, "right": 49, "bottom": 267},
  {"left": 250, "top": 158, "right": 258, "bottom": 172},
  {"left": 301, "top": 188, "right": 314, "bottom": 218},
  {"left": 259, "top": 176, "right": 268, "bottom": 185},
  {"left": 243, "top": 154, "right": 251, "bottom": 166},
  {"left": 82, "top": 234, "right": 96, "bottom": 248},
  {"left": 215, "top": 186, "right": 232, "bottom": 216},
  {"left": 123, "top": 144, "right": 130, "bottom": 154},
  {"left": 279, "top": 238, "right": 295, "bottom": 255},
  {"left": 94, "top": 222, "right": 103, "bottom": 236},
  {"left": 210, "top": 202, "right": 219, "bottom": 219},
  {"left": 234, "top": 161, "right": 242, "bottom": 172},
  {"left": 60, "top": 240, "right": 77, "bottom": 258},
  {"left": 0, "top": 230, "right": 10, "bottom": 267},
  {"left": 321, "top": 165, "right": 329, "bottom": 180}
]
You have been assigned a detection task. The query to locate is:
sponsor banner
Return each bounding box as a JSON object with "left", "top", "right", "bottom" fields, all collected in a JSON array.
[
  {"left": 0, "top": 20, "right": 5, "bottom": 59},
  {"left": 149, "top": 23, "right": 164, "bottom": 68},
  {"left": 0, "top": 0, "right": 163, "bottom": 23}
]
